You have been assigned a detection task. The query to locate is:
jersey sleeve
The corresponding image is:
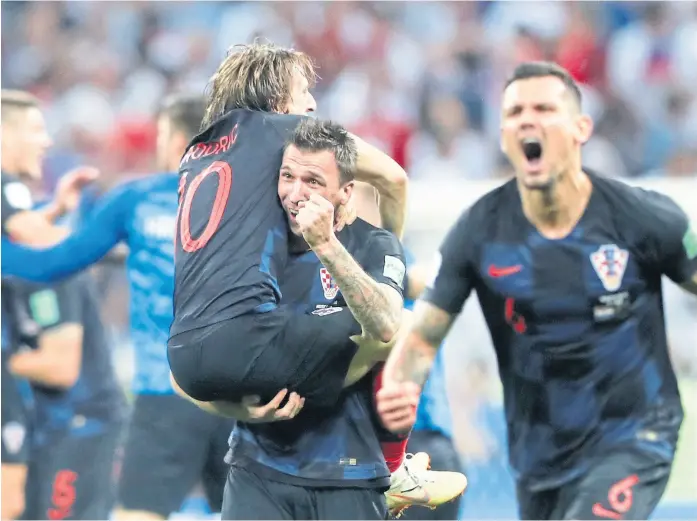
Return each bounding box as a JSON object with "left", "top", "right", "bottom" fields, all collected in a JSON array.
[
  {"left": 422, "top": 208, "right": 477, "bottom": 315},
  {"left": 641, "top": 191, "right": 697, "bottom": 284},
  {"left": 1, "top": 179, "right": 33, "bottom": 235},
  {"left": 1, "top": 182, "right": 134, "bottom": 283},
  {"left": 363, "top": 229, "right": 407, "bottom": 298},
  {"left": 25, "top": 278, "right": 83, "bottom": 332}
]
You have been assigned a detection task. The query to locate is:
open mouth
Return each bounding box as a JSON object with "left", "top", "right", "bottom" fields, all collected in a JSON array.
[{"left": 521, "top": 138, "right": 543, "bottom": 169}]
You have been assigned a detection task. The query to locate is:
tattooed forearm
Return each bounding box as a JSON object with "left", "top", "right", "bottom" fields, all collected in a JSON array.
[
  {"left": 385, "top": 301, "right": 455, "bottom": 387},
  {"left": 314, "top": 237, "right": 402, "bottom": 342}
]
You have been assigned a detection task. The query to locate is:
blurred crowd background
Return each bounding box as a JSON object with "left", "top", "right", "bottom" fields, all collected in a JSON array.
[
  {"left": 3, "top": 1, "right": 697, "bottom": 188},
  {"left": 2, "top": 1, "right": 695, "bottom": 519}
]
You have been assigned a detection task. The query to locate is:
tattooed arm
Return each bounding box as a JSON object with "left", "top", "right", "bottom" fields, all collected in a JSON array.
[
  {"left": 314, "top": 233, "right": 404, "bottom": 343},
  {"left": 383, "top": 300, "right": 455, "bottom": 387},
  {"left": 350, "top": 134, "right": 409, "bottom": 239}
]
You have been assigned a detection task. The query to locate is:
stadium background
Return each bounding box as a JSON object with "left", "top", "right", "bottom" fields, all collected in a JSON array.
[{"left": 2, "top": 1, "right": 695, "bottom": 519}]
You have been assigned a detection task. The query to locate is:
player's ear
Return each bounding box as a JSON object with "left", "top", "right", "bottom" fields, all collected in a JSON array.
[
  {"left": 575, "top": 113, "right": 593, "bottom": 145},
  {"left": 339, "top": 180, "right": 354, "bottom": 206}
]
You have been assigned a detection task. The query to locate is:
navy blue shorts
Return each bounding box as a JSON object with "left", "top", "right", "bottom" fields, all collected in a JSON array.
[
  {"left": 24, "top": 425, "right": 121, "bottom": 520},
  {"left": 221, "top": 464, "right": 389, "bottom": 520},
  {"left": 168, "top": 306, "right": 360, "bottom": 408},
  {"left": 517, "top": 445, "right": 673, "bottom": 520},
  {"left": 118, "top": 394, "right": 233, "bottom": 516}
]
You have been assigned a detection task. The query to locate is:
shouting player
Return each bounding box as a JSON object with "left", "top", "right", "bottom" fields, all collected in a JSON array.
[
  {"left": 378, "top": 61, "right": 697, "bottom": 520},
  {"left": 175, "top": 118, "right": 466, "bottom": 519},
  {"left": 0, "top": 94, "right": 234, "bottom": 519}
]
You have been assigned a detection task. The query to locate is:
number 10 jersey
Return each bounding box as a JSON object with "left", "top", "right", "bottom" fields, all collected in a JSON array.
[{"left": 171, "top": 109, "right": 305, "bottom": 337}]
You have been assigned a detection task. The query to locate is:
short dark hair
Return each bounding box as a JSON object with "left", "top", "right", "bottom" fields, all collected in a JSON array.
[
  {"left": 158, "top": 94, "right": 206, "bottom": 139},
  {"left": 287, "top": 119, "right": 357, "bottom": 184},
  {"left": 1, "top": 89, "right": 40, "bottom": 123},
  {"left": 505, "top": 61, "right": 582, "bottom": 109}
]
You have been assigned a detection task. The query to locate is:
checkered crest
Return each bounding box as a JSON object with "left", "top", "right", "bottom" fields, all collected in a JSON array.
[
  {"left": 590, "top": 244, "right": 629, "bottom": 292},
  {"left": 319, "top": 268, "right": 340, "bottom": 300}
]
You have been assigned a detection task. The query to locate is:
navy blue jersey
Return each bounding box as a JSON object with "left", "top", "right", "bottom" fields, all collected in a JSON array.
[
  {"left": 228, "top": 218, "right": 405, "bottom": 487},
  {"left": 0, "top": 173, "right": 181, "bottom": 394},
  {"left": 172, "top": 109, "right": 306, "bottom": 337},
  {"left": 424, "top": 173, "right": 693, "bottom": 489},
  {"left": 8, "top": 273, "right": 126, "bottom": 444}
]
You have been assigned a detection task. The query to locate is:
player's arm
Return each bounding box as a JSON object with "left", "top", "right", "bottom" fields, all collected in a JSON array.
[
  {"left": 9, "top": 279, "right": 84, "bottom": 388},
  {"left": 170, "top": 373, "right": 304, "bottom": 422},
  {"left": 350, "top": 134, "right": 409, "bottom": 238},
  {"left": 1, "top": 184, "right": 132, "bottom": 283},
  {"left": 645, "top": 192, "right": 697, "bottom": 296},
  {"left": 314, "top": 228, "right": 405, "bottom": 343},
  {"left": 383, "top": 209, "right": 476, "bottom": 388}
]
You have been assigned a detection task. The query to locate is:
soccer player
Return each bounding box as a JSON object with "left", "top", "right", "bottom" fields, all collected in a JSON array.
[
  {"left": 378, "top": 61, "right": 697, "bottom": 520},
  {"left": 1, "top": 90, "right": 97, "bottom": 247},
  {"left": 6, "top": 269, "right": 126, "bottom": 520},
  {"left": 2, "top": 99, "right": 126, "bottom": 518},
  {"left": 1, "top": 93, "right": 235, "bottom": 520},
  {"left": 176, "top": 118, "right": 466, "bottom": 519},
  {"left": 1, "top": 88, "right": 92, "bottom": 521}
]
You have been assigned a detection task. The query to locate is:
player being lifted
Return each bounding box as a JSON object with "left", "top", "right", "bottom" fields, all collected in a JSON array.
[{"left": 378, "top": 62, "right": 697, "bottom": 520}]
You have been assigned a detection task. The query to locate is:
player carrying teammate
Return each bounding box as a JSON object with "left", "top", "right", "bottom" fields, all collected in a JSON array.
[
  {"left": 378, "top": 61, "right": 697, "bottom": 520},
  {"left": 174, "top": 118, "right": 466, "bottom": 519}
]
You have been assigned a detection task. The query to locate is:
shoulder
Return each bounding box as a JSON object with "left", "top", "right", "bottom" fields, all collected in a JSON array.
[
  {"left": 346, "top": 218, "right": 401, "bottom": 249},
  {"left": 590, "top": 173, "right": 687, "bottom": 230},
  {"left": 260, "top": 112, "right": 308, "bottom": 139}
]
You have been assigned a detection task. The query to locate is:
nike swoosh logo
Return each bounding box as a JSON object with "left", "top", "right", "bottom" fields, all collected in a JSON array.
[{"left": 488, "top": 264, "right": 523, "bottom": 278}]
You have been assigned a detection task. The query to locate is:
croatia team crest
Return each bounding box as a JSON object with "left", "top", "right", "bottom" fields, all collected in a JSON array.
[
  {"left": 590, "top": 244, "right": 629, "bottom": 292},
  {"left": 319, "top": 268, "right": 340, "bottom": 300}
]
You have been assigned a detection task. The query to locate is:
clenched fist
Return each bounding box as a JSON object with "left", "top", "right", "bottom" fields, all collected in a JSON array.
[{"left": 296, "top": 193, "right": 336, "bottom": 249}]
